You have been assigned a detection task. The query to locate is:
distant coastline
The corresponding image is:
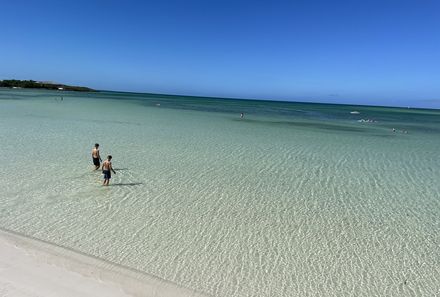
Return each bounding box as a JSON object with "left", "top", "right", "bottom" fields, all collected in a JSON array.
[
  {"left": 0, "top": 79, "right": 95, "bottom": 92},
  {"left": 1, "top": 80, "right": 438, "bottom": 110}
]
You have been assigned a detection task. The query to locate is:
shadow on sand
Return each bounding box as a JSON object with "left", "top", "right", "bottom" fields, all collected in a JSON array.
[{"left": 110, "top": 182, "right": 143, "bottom": 187}]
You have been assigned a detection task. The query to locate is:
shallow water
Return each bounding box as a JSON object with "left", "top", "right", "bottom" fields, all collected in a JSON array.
[{"left": 0, "top": 89, "right": 439, "bottom": 296}]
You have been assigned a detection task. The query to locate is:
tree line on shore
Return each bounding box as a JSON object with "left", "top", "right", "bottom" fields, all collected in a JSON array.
[{"left": 0, "top": 79, "right": 95, "bottom": 92}]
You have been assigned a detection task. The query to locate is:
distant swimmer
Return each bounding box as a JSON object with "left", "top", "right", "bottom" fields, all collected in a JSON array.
[
  {"left": 240, "top": 112, "right": 244, "bottom": 119},
  {"left": 102, "top": 155, "right": 116, "bottom": 186},
  {"left": 92, "top": 143, "right": 102, "bottom": 170},
  {"left": 392, "top": 128, "right": 396, "bottom": 132}
]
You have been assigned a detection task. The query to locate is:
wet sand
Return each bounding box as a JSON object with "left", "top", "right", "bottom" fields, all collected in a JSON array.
[{"left": 0, "top": 229, "right": 209, "bottom": 297}]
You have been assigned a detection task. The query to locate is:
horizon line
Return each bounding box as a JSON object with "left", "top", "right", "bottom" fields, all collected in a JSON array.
[{"left": 97, "top": 88, "right": 440, "bottom": 111}]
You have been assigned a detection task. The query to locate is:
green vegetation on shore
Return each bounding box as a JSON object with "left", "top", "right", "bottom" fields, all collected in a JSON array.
[{"left": 0, "top": 80, "right": 95, "bottom": 92}]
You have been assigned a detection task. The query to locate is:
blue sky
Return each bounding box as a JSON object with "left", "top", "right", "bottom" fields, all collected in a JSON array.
[{"left": 1, "top": 0, "right": 439, "bottom": 108}]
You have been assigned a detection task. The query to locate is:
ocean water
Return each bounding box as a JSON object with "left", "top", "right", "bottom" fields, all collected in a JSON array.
[{"left": 0, "top": 88, "right": 439, "bottom": 296}]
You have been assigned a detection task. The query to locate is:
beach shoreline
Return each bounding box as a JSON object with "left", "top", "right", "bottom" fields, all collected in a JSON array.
[
  {"left": 1, "top": 89, "right": 439, "bottom": 296},
  {"left": 0, "top": 228, "right": 209, "bottom": 297}
]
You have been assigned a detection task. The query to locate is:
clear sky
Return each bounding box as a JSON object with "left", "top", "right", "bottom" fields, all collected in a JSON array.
[{"left": 1, "top": 0, "right": 439, "bottom": 108}]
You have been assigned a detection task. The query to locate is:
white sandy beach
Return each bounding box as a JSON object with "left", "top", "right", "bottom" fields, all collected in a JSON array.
[{"left": 0, "top": 229, "right": 208, "bottom": 297}]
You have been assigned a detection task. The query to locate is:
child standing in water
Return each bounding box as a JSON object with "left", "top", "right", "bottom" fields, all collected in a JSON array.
[
  {"left": 91, "top": 143, "right": 102, "bottom": 170},
  {"left": 102, "top": 155, "right": 116, "bottom": 186}
]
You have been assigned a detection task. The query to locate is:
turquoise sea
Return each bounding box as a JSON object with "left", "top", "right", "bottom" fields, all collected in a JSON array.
[{"left": 0, "top": 88, "right": 439, "bottom": 296}]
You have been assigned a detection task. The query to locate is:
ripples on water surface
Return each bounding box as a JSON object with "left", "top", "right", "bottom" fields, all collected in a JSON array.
[{"left": 0, "top": 89, "right": 439, "bottom": 296}]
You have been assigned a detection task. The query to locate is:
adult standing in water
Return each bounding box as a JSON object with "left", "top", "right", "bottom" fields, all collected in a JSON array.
[
  {"left": 102, "top": 155, "right": 116, "bottom": 186},
  {"left": 92, "top": 143, "right": 102, "bottom": 170}
]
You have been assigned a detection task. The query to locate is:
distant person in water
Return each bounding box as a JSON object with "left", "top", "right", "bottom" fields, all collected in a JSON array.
[
  {"left": 102, "top": 155, "right": 116, "bottom": 186},
  {"left": 240, "top": 112, "right": 244, "bottom": 118},
  {"left": 92, "top": 143, "right": 102, "bottom": 170}
]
